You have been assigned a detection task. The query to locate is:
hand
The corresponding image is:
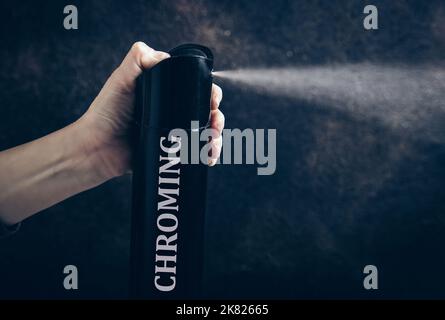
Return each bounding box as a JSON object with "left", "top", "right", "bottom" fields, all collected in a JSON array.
[
  {"left": 0, "top": 42, "right": 224, "bottom": 225},
  {"left": 78, "top": 42, "right": 225, "bottom": 180}
]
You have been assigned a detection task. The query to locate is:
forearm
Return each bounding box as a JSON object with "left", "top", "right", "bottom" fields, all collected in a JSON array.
[{"left": 0, "top": 118, "right": 109, "bottom": 225}]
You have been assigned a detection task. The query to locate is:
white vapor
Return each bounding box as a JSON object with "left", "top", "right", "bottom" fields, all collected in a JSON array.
[{"left": 214, "top": 64, "right": 445, "bottom": 143}]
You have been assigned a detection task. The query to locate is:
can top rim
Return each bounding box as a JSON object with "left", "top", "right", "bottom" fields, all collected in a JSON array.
[{"left": 169, "top": 43, "right": 214, "bottom": 61}]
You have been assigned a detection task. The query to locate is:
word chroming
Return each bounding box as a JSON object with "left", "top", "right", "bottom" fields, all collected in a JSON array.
[
  {"left": 154, "top": 136, "right": 181, "bottom": 292},
  {"left": 169, "top": 121, "right": 276, "bottom": 176}
]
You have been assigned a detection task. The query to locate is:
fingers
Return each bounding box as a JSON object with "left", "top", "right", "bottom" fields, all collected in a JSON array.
[
  {"left": 110, "top": 42, "right": 170, "bottom": 92},
  {"left": 208, "top": 84, "right": 224, "bottom": 166},
  {"left": 208, "top": 135, "right": 222, "bottom": 166},
  {"left": 210, "top": 109, "right": 225, "bottom": 133},
  {"left": 123, "top": 41, "right": 170, "bottom": 75},
  {"left": 210, "top": 84, "right": 225, "bottom": 134},
  {"left": 109, "top": 44, "right": 225, "bottom": 167},
  {"left": 211, "top": 84, "right": 223, "bottom": 110}
]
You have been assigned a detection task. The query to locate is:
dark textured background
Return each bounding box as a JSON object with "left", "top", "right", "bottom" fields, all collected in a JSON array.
[{"left": 1, "top": 0, "right": 445, "bottom": 299}]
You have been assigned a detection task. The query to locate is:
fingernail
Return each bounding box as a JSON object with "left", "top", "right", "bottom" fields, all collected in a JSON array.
[
  {"left": 208, "top": 158, "right": 217, "bottom": 167},
  {"left": 153, "top": 51, "right": 170, "bottom": 60}
]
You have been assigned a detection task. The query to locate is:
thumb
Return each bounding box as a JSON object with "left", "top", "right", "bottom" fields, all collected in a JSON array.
[{"left": 110, "top": 42, "right": 170, "bottom": 92}]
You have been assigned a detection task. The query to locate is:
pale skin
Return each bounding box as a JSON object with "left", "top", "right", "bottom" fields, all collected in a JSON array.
[{"left": 0, "top": 42, "right": 225, "bottom": 226}]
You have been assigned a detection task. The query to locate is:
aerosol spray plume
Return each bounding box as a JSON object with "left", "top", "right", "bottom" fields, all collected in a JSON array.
[{"left": 214, "top": 64, "right": 445, "bottom": 143}]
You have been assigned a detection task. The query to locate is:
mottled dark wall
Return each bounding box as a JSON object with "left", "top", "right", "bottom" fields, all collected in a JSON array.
[{"left": 1, "top": 0, "right": 445, "bottom": 299}]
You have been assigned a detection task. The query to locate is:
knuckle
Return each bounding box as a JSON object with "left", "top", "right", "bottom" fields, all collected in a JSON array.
[
  {"left": 214, "top": 136, "right": 223, "bottom": 147},
  {"left": 218, "top": 110, "right": 225, "bottom": 123},
  {"left": 209, "top": 127, "right": 220, "bottom": 138},
  {"left": 214, "top": 84, "right": 223, "bottom": 97},
  {"left": 131, "top": 41, "right": 149, "bottom": 55}
]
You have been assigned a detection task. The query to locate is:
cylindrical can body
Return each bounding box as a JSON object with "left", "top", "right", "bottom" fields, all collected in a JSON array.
[{"left": 130, "top": 44, "right": 213, "bottom": 299}]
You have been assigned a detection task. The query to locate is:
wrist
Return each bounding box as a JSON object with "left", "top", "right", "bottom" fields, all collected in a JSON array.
[
  {"left": 61, "top": 118, "right": 109, "bottom": 190},
  {"left": 74, "top": 113, "right": 130, "bottom": 183}
]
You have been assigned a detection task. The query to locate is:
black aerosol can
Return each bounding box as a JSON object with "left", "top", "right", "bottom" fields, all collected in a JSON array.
[{"left": 130, "top": 44, "right": 213, "bottom": 299}]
